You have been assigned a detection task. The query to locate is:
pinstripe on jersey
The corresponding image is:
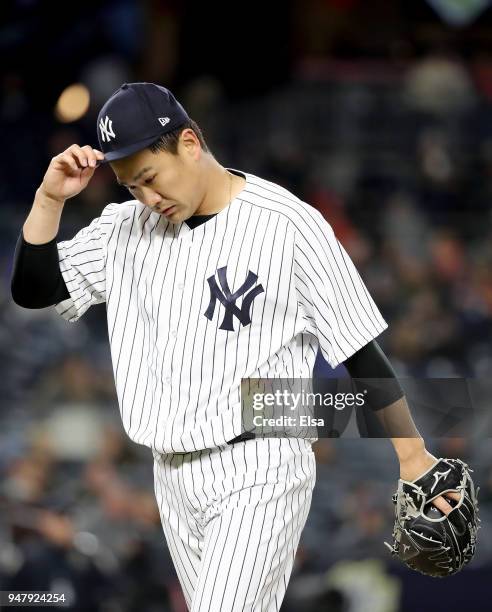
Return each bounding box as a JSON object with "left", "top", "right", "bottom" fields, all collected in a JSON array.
[{"left": 54, "top": 169, "right": 387, "bottom": 453}]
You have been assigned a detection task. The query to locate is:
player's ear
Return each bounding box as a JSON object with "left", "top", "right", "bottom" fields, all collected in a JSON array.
[{"left": 179, "top": 128, "right": 201, "bottom": 161}]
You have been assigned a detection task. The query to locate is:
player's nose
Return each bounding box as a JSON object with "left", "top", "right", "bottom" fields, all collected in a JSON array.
[{"left": 141, "top": 188, "right": 162, "bottom": 208}]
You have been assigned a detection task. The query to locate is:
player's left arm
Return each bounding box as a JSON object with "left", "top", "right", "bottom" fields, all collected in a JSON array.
[
  {"left": 343, "top": 340, "right": 460, "bottom": 514},
  {"left": 294, "top": 208, "right": 461, "bottom": 513}
]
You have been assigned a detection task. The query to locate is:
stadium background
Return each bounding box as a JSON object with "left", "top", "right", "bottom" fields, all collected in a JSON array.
[{"left": 1, "top": 1, "right": 492, "bottom": 610}]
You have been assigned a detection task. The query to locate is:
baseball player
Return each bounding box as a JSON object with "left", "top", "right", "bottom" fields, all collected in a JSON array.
[{"left": 11, "top": 82, "right": 464, "bottom": 610}]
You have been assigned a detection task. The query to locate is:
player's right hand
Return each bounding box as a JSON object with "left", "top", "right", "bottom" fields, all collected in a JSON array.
[{"left": 40, "top": 145, "right": 105, "bottom": 203}]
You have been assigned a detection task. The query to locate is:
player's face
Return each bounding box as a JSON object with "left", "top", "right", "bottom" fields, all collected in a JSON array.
[{"left": 111, "top": 130, "right": 205, "bottom": 223}]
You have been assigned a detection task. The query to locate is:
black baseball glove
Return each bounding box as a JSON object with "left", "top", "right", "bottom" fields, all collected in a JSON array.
[{"left": 384, "top": 457, "right": 480, "bottom": 577}]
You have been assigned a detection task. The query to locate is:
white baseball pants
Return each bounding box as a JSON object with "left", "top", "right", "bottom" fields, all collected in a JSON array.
[{"left": 152, "top": 437, "right": 316, "bottom": 611}]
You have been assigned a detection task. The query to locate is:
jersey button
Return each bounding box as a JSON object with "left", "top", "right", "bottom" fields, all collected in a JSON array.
[
  {"left": 170, "top": 330, "right": 177, "bottom": 337},
  {"left": 164, "top": 377, "right": 171, "bottom": 385},
  {"left": 177, "top": 283, "right": 184, "bottom": 291}
]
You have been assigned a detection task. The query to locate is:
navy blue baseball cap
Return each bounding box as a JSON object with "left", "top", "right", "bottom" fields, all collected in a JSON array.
[{"left": 96, "top": 82, "right": 190, "bottom": 162}]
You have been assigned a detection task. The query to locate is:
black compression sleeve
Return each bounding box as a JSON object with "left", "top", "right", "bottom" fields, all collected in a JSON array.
[
  {"left": 343, "top": 340, "right": 404, "bottom": 410},
  {"left": 11, "top": 231, "right": 70, "bottom": 308}
]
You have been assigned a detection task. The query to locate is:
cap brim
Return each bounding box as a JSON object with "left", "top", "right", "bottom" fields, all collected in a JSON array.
[{"left": 97, "top": 132, "right": 163, "bottom": 164}]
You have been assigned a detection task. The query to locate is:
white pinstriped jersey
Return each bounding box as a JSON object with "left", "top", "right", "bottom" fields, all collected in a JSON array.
[{"left": 54, "top": 169, "right": 387, "bottom": 453}]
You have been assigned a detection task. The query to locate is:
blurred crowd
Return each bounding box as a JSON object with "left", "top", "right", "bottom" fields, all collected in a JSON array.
[{"left": 2, "top": 1, "right": 492, "bottom": 610}]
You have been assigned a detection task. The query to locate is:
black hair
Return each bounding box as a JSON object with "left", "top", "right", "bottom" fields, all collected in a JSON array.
[{"left": 148, "top": 118, "right": 209, "bottom": 155}]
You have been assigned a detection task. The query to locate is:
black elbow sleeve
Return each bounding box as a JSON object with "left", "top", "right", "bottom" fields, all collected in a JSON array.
[
  {"left": 344, "top": 340, "right": 404, "bottom": 410},
  {"left": 11, "top": 231, "right": 70, "bottom": 308}
]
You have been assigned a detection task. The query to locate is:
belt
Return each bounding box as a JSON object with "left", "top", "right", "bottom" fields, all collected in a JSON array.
[{"left": 226, "top": 431, "right": 256, "bottom": 445}]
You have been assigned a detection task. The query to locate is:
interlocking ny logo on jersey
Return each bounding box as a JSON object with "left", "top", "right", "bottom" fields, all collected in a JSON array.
[
  {"left": 99, "top": 115, "right": 116, "bottom": 142},
  {"left": 204, "top": 266, "right": 264, "bottom": 331}
]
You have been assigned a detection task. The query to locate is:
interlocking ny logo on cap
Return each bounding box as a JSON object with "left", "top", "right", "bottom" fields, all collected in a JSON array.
[{"left": 99, "top": 115, "right": 116, "bottom": 142}]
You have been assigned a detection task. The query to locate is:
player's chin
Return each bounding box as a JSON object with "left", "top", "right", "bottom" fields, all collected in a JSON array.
[{"left": 164, "top": 207, "right": 183, "bottom": 222}]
